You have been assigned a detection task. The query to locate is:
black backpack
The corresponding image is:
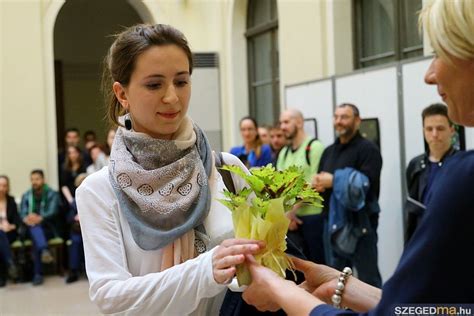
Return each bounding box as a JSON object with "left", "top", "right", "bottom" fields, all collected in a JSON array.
[{"left": 279, "top": 138, "right": 318, "bottom": 167}]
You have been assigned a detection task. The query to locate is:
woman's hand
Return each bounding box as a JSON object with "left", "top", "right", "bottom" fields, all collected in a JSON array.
[
  {"left": 293, "top": 257, "right": 382, "bottom": 312},
  {"left": 292, "top": 257, "right": 339, "bottom": 304},
  {"left": 243, "top": 255, "right": 322, "bottom": 315},
  {"left": 212, "top": 239, "right": 264, "bottom": 284},
  {"left": 242, "top": 255, "right": 287, "bottom": 312}
]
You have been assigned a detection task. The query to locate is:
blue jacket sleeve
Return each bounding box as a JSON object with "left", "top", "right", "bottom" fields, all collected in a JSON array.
[
  {"left": 230, "top": 146, "right": 243, "bottom": 157},
  {"left": 19, "top": 192, "right": 29, "bottom": 219},
  {"left": 259, "top": 144, "right": 273, "bottom": 166},
  {"left": 333, "top": 168, "right": 368, "bottom": 212},
  {"left": 311, "top": 305, "right": 364, "bottom": 316}
]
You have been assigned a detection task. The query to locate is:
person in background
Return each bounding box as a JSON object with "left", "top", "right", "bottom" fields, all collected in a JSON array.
[
  {"left": 58, "top": 128, "right": 81, "bottom": 169},
  {"left": 83, "top": 130, "right": 97, "bottom": 144},
  {"left": 404, "top": 103, "right": 457, "bottom": 243},
  {"left": 60, "top": 145, "right": 86, "bottom": 206},
  {"left": 65, "top": 173, "right": 88, "bottom": 284},
  {"left": 58, "top": 128, "right": 92, "bottom": 169},
  {"left": 76, "top": 24, "right": 263, "bottom": 315},
  {"left": 20, "top": 169, "right": 60, "bottom": 285},
  {"left": 83, "top": 130, "right": 98, "bottom": 155},
  {"left": 276, "top": 108, "right": 325, "bottom": 264},
  {"left": 86, "top": 144, "right": 108, "bottom": 175},
  {"left": 104, "top": 128, "right": 117, "bottom": 157},
  {"left": 258, "top": 125, "right": 271, "bottom": 145},
  {"left": 313, "top": 103, "right": 382, "bottom": 287},
  {"left": 269, "top": 123, "right": 287, "bottom": 165},
  {"left": 242, "top": 0, "right": 474, "bottom": 314},
  {"left": 230, "top": 116, "right": 273, "bottom": 168},
  {"left": 0, "top": 175, "right": 20, "bottom": 287}
]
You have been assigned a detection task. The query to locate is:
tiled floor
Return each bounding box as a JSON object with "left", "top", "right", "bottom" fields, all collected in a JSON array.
[{"left": 0, "top": 276, "right": 100, "bottom": 315}]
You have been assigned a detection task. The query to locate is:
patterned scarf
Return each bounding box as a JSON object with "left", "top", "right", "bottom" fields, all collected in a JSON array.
[{"left": 109, "top": 116, "right": 213, "bottom": 254}]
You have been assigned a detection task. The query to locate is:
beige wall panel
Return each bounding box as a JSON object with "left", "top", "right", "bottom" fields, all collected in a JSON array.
[
  {"left": 1, "top": 1, "right": 50, "bottom": 198},
  {"left": 224, "top": 0, "right": 249, "bottom": 149},
  {"left": 278, "top": 0, "right": 325, "bottom": 89},
  {"left": 0, "top": 2, "right": 4, "bottom": 176},
  {"left": 152, "top": 0, "right": 226, "bottom": 52},
  {"left": 327, "top": 0, "right": 353, "bottom": 75}
]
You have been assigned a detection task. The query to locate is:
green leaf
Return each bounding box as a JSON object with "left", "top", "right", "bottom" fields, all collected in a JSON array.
[{"left": 217, "top": 164, "right": 324, "bottom": 283}]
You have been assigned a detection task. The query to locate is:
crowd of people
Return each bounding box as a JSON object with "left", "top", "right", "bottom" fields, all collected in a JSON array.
[
  {"left": 0, "top": 127, "right": 115, "bottom": 287},
  {"left": 0, "top": 0, "right": 472, "bottom": 315}
]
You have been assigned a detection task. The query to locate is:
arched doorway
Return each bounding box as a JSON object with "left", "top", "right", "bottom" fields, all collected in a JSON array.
[{"left": 53, "top": 0, "right": 146, "bottom": 166}]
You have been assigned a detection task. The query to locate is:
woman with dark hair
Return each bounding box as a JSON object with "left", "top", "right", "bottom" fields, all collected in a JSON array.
[
  {"left": 0, "top": 175, "right": 20, "bottom": 287},
  {"left": 76, "top": 24, "right": 262, "bottom": 315},
  {"left": 230, "top": 116, "right": 273, "bottom": 168},
  {"left": 241, "top": 0, "right": 474, "bottom": 314},
  {"left": 60, "top": 145, "right": 86, "bottom": 206}
]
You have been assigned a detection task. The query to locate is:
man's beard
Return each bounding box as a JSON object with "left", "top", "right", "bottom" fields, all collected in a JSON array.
[
  {"left": 335, "top": 125, "right": 354, "bottom": 138},
  {"left": 285, "top": 128, "right": 297, "bottom": 141}
]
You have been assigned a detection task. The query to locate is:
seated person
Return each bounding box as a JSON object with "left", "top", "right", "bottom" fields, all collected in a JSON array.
[
  {"left": 20, "top": 169, "right": 60, "bottom": 286},
  {"left": 60, "top": 145, "right": 87, "bottom": 206},
  {"left": 0, "top": 175, "right": 20, "bottom": 287},
  {"left": 86, "top": 144, "right": 108, "bottom": 175},
  {"left": 65, "top": 173, "right": 87, "bottom": 284}
]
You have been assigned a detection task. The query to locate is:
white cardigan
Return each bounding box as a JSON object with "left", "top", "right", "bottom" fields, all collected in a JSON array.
[{"left": 76, "top": 153, "right": 247, "bottom": 315}]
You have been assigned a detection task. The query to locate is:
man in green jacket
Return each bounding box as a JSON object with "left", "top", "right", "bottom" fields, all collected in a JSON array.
[
  {"left": 20, "top": 169, "right": 60, "bottom": 285},
  {"left": 276, "top": 109, "right": 325, "bottom": 263}
]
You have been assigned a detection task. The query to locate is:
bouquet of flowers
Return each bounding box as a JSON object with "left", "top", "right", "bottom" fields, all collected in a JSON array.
[{"left": 219, "top": 164, "right": 323, "bottom": 286}]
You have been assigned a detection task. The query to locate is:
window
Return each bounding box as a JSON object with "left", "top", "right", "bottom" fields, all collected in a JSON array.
[
  {"left": 354, "top": 0, "right": 423, "bottom": 68},
  {"left": 246, "top": 0, "right": 279, "bottom": 125}
]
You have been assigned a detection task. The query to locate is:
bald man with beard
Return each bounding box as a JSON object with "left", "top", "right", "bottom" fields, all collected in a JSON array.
[{"left": 276, "top": 109, "right": 325, "bottom": 264}]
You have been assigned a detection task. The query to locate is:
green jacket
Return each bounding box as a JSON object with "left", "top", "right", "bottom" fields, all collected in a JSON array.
[
  {"left": 20, "top": 185, "right": 60, "bottom": 220},
  {"left": 276, "top": 137, "right": 324, "bottom": 216}
]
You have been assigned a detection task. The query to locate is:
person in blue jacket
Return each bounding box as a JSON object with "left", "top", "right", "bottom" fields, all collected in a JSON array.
[
  {"left": 241, "top": 0, "right": 474, "bottom": 314},
  {"left": 230, "top": 116, "right": 273, "bottom": 168}
]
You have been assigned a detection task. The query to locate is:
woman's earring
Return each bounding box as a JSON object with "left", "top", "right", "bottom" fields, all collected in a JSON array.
[{"left": 125, "top": 113, "right": 132, "bottom": 130}]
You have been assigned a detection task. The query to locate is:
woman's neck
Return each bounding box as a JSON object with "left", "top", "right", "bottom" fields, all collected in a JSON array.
[
  {"left": 0, "top": 194, "right": 6, "bottom": 202},
  {"left": 245, "top": 141, "right": 257, "bottom": 152}
]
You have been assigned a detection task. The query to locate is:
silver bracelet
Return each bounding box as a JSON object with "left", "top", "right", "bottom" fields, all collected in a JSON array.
[{"left": 331, "top": 267, "right": 352, "bottom": 309}]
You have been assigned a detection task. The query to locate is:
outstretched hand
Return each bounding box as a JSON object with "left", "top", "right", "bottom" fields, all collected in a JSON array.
[
  {"left": 242, "top": 254, "right": 286, "bottom": 312},
  {"left": 243, "top": 255, "right": 325, "bottom": 315},
  {"left": 292, "top": 257, "right": 339, "bottom": 304}
]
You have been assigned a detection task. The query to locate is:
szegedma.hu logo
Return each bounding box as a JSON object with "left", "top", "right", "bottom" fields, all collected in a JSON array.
[{"left": 393, "top": 304, "right": 474, "bottom": 316}]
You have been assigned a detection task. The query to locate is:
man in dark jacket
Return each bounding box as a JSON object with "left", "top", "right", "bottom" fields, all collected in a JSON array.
[
  {"left": 312, "top": 103, "right": 382, "bottom": 287},
  {"left": 405, "top": 103, "right": 457, "bottom": 244}
]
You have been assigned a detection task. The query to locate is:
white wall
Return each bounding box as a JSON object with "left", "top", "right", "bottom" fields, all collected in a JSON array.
[{"left": 285, "top": 80, "right": 335, "bottom": 147}]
